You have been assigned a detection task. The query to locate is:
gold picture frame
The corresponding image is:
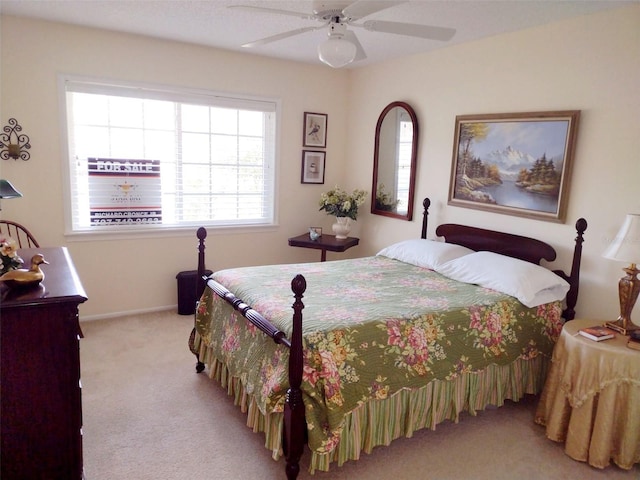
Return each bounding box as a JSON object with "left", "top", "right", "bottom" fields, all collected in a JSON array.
[{"left": 448, "top": 110, "right": 580, "bottom": 222}]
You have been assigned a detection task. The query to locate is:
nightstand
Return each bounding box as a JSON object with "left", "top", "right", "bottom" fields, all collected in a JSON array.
[
  {"left": 535, "top": 319, "right": 640, "bottom": 470},
  {"left": 288, "top": 233, "right": 359, "bottom": 262}
]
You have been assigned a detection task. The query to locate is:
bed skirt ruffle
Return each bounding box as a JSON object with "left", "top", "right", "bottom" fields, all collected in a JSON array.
[{"left": 193, "top": 331, "right": 550, "bottom": 473}]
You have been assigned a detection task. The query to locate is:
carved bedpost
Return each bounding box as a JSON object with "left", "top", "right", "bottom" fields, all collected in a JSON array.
[
  {"left": 559, "top": 218, "right": 588, "bottom": 321},
  {"left": 284, "top": 274, "right": 307, "bottom": 480},
  {"left": 421, "top": 197, "right": 431, "bottom": 239},
  {"left": 191, "top": 227, "right": 208, "bottom": 373},
  {"left": 196, "top": 227, "right": 207, "bottom": 297}
]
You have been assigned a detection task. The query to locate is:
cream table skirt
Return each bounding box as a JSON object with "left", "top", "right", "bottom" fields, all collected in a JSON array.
[{"left": 535, "top": 319, "right": 640, "bottom": 469}]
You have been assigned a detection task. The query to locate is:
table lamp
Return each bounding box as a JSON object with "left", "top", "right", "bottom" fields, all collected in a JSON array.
[
  {"left": 0, "top": 179, "right": 22, "bottom": 210},
  {"left": 603, "top": 213, "right": 640, "bottom": 335}
]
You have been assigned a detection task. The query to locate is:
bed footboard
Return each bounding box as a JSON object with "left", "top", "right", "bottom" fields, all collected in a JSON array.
[
  {"left": 205, "top": 279, "right": 292, "bottom": 347},
  {"left": 284, "top": 275, "right": 307, "bottom": 480},
  {"left": 188, "top": 227, "right": 209, "bottom": 373},
  {"left": 189, "top": 198, "right": 431, "bottom": 479},
  {"left": 200, "top": 272, "right": 308, "bottom": 480}
]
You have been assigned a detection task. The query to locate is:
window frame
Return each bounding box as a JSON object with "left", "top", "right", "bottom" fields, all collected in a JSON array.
[{"left": 58, "top": 74, "right": 281, "bottom": 240}]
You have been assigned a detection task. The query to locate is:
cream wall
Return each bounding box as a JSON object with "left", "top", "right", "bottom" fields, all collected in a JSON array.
[
  {"left": 0, "top": 16, "right": 352, "bottom": 317},
  {"left": 348, "top": 5, "right": 639, "bottom": 321},
  {"left": 1, "top": 5, "right": 639, "bottom": 321}
]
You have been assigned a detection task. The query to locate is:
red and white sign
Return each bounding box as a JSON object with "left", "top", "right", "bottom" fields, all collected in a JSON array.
[{"left": 88, "top": 158, "right": 161, "bottom": 225}]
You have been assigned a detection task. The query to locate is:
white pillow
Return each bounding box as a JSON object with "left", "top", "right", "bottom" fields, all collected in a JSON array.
[
  {"left": 435, "top": 251, "right": 570, "bottom": 308},
  {"left": 377, "top": 239, "right": 474, "bottom": 270}
]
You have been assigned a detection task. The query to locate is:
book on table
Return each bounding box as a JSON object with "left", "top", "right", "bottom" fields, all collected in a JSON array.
[
  {"left": 578, "top": 325, "right": 616, "bottom": 342},
  {"left": 627, "top": 337, "right": 640, "bottom": 351}
]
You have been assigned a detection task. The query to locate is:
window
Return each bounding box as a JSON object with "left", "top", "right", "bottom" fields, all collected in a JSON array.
[{"left": 61, "top": 76, "right": 278, "bottom": 234}]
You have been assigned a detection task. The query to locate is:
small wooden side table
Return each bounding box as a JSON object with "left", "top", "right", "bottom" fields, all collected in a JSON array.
[
  {"left": 288, "top": 233, "right": 359, "bottom": 262},
  {"left": 535, "top": 319, "right": 640, "bottom": 470}
]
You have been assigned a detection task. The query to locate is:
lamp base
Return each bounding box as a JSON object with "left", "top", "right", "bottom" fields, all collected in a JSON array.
[
  {"left": 605, "top": 319, "right": 640, "bottom": 336},
  {"left": 607, "top": 263, "right": 640, "bottom": 336}
]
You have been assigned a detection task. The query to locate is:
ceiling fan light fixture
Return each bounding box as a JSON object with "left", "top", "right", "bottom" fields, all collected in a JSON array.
[
  {"left": 318, "top": 37, "right": 357, "bottom": 68},
  {"left": 236, "top": 2, "right": 455, "bottom": 66},
  {"left": 317, "top": 22, "right": 356, "bottom": 68}
]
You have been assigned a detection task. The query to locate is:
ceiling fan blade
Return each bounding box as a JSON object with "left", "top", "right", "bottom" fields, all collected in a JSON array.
[
  {"left": 345, "top": 30, "right": 367, "bottom": 61},
  {"left": 343, "top": 1, "right": 407, "bottom": 20},
  {"left": 362, "top": 20, "right": 456, "bottom": 41},
  {"left": 228, "top": 5, "right": 314, "bottom": 20},
  {"left": 242, "top": 26, "right": 321, "bottom": 48}
]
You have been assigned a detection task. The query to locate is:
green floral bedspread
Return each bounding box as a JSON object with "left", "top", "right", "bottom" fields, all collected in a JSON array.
[{"left": 194, "top": 256, "right": 563, "bottom": 455}]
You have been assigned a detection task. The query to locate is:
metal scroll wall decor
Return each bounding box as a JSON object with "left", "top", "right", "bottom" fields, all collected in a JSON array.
[{"left": 1, "top": 118, "right": 31, "bottom": 161}]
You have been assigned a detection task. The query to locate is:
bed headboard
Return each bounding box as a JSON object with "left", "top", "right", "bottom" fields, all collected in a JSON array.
[
  {"left": 420, "top": 197, "right": 588, "bottom": 320},
  {"left": 198, "top": 197, "right": 587, "bottom": 320},
  {"left": 435, "top": 223, "right": 557, "bottom": 265}
]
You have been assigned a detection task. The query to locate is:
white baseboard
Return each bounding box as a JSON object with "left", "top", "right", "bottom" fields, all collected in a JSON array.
[{"left": 80, "top": 304, "right": 179, "bottom": 322}]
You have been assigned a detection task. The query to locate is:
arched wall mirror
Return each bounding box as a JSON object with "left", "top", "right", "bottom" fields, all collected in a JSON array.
[{"left": 371, "top": 101, "right": 419, "bottom": 221}]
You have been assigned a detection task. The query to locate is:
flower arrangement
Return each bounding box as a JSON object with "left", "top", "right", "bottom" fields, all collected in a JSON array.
[
  {"left": 0, "top": 236, "right": 23, "bottom": 276},
  {"left": 319, "top": 186, "right": 368, "bottom": 220}
]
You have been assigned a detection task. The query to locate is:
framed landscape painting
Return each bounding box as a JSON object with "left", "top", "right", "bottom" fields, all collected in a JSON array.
[{"left": 448, "top": 110, "right": 580, "bottom": 222}]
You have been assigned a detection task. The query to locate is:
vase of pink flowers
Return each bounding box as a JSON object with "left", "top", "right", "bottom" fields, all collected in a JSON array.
[{"left": 0, "top": 236, "right": 23, "bottom": 276}]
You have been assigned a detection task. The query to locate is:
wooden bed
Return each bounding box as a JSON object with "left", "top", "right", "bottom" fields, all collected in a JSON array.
[{"left": 189, "top": 198, "right": 587, "bottom": 479}]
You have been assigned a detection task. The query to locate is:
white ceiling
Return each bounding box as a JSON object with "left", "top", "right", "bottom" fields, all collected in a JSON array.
[{"left": 0, "top": 0, "right": 634, "bottom": 68}]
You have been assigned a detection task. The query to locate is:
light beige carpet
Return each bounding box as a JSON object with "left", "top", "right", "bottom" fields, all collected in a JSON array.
[{"left": 80, "top": 311, "right": 639, "bottom": 480}]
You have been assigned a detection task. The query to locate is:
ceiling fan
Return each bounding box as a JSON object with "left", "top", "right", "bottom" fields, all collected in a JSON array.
[{"left": 230, "top": 1, "right": 456, "bottom": 68}]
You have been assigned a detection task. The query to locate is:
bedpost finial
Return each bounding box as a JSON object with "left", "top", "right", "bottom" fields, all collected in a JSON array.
[
  {"left": 575, "top": 218, "right": 587, "bottom": 235},
  {"left": 197, "top": 227, "right": 207, "bottom": 240},
  {"left": 423, "top": 198, "right": 431, "bottom": 211},
  {"left": 291, "top": 274, "right": 307, "bottom": 295}
]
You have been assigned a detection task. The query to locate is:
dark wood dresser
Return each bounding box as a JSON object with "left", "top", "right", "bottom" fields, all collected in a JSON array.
[{"left": 1, "top": 247, "right": 88, "bottom": 479}]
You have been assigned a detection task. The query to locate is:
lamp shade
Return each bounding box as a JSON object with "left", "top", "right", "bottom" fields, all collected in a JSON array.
[
  {"left": 0, "top": 179, "right": 22, "bottom": 199},
  {"left": 603, "top": 213, "right": 640, "bottom": 264}
]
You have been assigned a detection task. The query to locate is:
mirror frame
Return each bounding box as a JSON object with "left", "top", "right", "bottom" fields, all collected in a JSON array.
[{"left": 370, "top": 101, "right": 419, "bottom": 221}]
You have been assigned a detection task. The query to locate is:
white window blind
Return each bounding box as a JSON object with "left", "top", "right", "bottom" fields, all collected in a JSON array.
[{"left": 61, "top": 76, "right": 278, "bottom": 233}]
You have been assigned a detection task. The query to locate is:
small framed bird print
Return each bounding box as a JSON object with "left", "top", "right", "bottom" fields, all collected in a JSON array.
[
  {"left": 303, "top": 112, "right": 328, "bottom": 148},
  {"left": 301, "top": 150, "right": 326, "bottom": 184}
]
